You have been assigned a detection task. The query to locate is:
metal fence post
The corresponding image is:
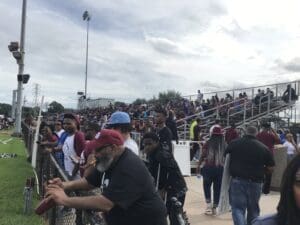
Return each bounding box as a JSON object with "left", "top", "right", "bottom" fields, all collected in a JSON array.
[
  {"left": 243, "top": 100, "right": 246, "bottom": 124},
  {"left": 267, "top": 93, "right": 271, "bottom": 114},
  {"left": 184, "top": 121, "right": 187, "bottom": 140}
]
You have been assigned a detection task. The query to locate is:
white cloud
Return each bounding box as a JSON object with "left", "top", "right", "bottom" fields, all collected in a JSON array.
[{"left": 0, "top": 0, "right": 300, "bottom": 108}]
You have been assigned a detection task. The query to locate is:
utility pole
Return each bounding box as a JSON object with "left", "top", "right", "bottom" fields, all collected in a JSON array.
[
  {"left": 32, "top": 83, "right": 41, "bottom": 107},
  {"left": 13, "top": 0, "right": 27, "bottom": 136},
  {"left": 83, "top": 10, "right": 91, "bottom": 109},
  {"left": 11, "top": 90, "right": 17, "bottom": 119}
]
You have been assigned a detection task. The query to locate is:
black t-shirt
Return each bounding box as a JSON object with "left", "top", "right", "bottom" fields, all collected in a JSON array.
[
  {"left": 165, "top": 118, "right": 178, "bottom": 142},
  {"left": 193, "top": 125, "right": 201, "bottom": 141},
  {"left": 148, "top": 145, "right": 187, "bottom": 195},
  {"left": 224, "top": 135, "right": 275, "bottom": 182},
  {"left": 156, "top": 126, "right": 173, "bottom": 152},
  {"left": 86, "top": 148, "right": 167, "bottom": 225}
]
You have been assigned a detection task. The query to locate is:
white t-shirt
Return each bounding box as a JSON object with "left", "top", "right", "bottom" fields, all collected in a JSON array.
[
  {"left": 283, "top": 141, "right": 296, "bottom": 155},
  {"left": 124, "top": 138, "right": 139, "bottom": 155},
  {"left": 55, "top": 129, "right": 65, "bottom": 139},
  {"left": 62, "top": 134, "right": 79, "bottom": 178}
]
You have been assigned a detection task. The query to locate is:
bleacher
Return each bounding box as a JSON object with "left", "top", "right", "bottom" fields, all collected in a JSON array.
[{"left": 176, "top": 80, "right": 299, "bottom": 140}]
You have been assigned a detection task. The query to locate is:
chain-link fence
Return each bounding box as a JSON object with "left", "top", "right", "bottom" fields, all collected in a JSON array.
[{"left": 22, "top": 122, "right": 106, "bottom": 225}]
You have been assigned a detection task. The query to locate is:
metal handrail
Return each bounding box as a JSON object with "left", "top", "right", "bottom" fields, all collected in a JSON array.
[
  {"left": 176, "top": 97, "right": 248, "bottom": 124},
  {"left": 182, "top": 79, "right": 299, "bottom": 100},
  {"left": 226, "top": 98, "right": 250, "bottom": 125}
]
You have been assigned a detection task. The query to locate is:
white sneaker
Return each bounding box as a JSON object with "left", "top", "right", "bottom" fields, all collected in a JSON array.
[
  {"left": 212, "top": 207, "right": 217, "bottom": 215},
  {"left": 205, "top": 204, "right": 212, "bottom": 215}
]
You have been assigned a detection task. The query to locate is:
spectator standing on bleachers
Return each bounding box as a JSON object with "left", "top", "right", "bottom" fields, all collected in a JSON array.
[
  {"left": 282, "top": 84, "right": 297, "bottom": 103},
  {"left": 252, "top": 154, "right": 300, "bottom": 225},
  {"left": 106, "top": 111, "right": 139, "bottom": 156},
  {"left": 266, "top": 88, "right": 274, "bottom": 99},
  {"left": 155, "top": 107, "right": 173, "bottom": 153},
  {"left": 192, "top": 118, "right": 201, "bottom": 161},
  {"left": 254, "top": 89, "right": 262, "bottom": 105},
  {"left": 197, "top": 90, "right": 204, "bottom": 103},
  {"left": 225, "top": 122, "right": 239, "bottom": 144},
  {"left": 256, "top": 123, "right": 280, "bottom": 194},
  {"left": 225, "top": 126, "right": 275, "bottom": 225},
  {"left": 166, "top": 110, "right": 179, "bottom": 144},
  {"left": 197, "top": 126, "right": 226, "bottom": 215}
]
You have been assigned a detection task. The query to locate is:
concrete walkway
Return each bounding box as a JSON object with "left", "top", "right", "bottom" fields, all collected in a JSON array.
[{"left": 185, "top": 177, "right": 280, "bottom": 225}]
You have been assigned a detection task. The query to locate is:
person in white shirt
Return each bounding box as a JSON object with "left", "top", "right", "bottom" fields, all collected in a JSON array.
[
  {"left": 197, "top": 90, "right": 203, "bottom": 103},
  {"left": 106, "top": 111, "right": 139, "bottom": 156},
  {"left": 283, "top": 133, "right": 297, "bottom": 163},
  {"left": 54, "top": 120, "right": 65, "bottom": 138}
]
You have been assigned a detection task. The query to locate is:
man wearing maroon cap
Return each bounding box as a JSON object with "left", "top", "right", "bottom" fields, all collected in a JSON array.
[{"left": 46, "top": 129, "right": 167, "bottom": 225}]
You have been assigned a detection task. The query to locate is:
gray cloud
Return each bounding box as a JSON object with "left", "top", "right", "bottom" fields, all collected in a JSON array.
[
  {"left": 1, "top": 0, "right": 300, "bottom": 109},
  {"left": 219, "top": 19, "right": 248, "bottom": 40},
  {"left": 275, "top": 57, "right": 300, "bottom": 72}
]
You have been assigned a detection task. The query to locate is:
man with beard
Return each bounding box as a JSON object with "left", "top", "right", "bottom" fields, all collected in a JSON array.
[{"left": 46, "top": 129, "right": 167, "bottom": 225}]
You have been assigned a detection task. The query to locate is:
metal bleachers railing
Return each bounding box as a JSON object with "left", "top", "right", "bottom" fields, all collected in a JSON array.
[{"left": 177, "top": 80, "right": 299, "bottom": 140}]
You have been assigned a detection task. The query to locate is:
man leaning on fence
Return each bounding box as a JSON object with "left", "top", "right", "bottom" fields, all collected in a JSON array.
[{"left": 45, "top": 129, "right": 168, "bottom": 225}]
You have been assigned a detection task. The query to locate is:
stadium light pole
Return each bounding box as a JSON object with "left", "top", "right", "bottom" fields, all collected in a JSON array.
[
  {"left": 12, "top": 0, "right": 28, "bottom": 136},
  {"left": 83, "top": 10, "right": 91, "bottom": 108}
]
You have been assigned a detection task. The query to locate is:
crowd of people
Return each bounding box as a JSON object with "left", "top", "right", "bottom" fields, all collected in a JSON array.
[{"left": 28, "top": 83, "right": 300, "bottom": 225}]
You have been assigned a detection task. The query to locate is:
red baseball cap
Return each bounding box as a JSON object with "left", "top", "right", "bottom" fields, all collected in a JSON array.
[
  {"left": 211, "top": 126, "right": 224, "bottom": 135},
  {"left": 88, "top": 129, "right": 124, "bottom": 151}
]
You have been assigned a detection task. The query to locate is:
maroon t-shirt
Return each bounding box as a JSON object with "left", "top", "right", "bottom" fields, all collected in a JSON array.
[
  {"left": 225, "top": 128, "right": 239, "bottom": 144},
  {"left": 256, "top": 131, "right": 280, "bottom": 154}
]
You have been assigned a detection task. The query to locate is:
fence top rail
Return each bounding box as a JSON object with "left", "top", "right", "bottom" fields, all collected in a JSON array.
[{"left": 182, "top": 79, "right": 299, "bottom": 99}]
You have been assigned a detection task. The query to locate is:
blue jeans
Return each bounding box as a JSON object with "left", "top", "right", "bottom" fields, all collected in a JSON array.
[
  {"left": 229, "top": 178, "right": 262, "bottom": 225},
  {"left": 201, "top": 166, "right": 223, "bottom": 206}
]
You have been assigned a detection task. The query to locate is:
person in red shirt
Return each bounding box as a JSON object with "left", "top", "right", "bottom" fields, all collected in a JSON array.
[
  {"left": 225, "top": 122, "right": 239, "bottom": 144},
  {"left": 256, "top": 123, "right": 280, "bottom": 194}
]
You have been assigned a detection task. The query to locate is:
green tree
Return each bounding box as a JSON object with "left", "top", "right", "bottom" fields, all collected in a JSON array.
[
  {"left": 0, "top": 103, "right": 12, "bottom": 117},
  {"left": 132, "top": 98, "right": 147, "bottom": 105},
  {"left": 48, "top": 101, "right": 64, "bottom": 113},
  {"left": 158, "top": 90, "right": 182, "bottom": 104}
]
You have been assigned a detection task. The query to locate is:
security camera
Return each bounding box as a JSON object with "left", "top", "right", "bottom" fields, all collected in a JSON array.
[
  {"left": 22, "top": 74, "right": 30, "bottom": 84},
  {"left": 17, "top": 74, "right": 30, "bottom": 84}
]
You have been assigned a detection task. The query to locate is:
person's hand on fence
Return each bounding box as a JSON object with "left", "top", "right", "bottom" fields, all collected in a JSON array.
[
  {"left": 47, "top": 178, "right": 64, "bottom": 189},
  {"left": 44, "top": 147, "right": 52, "bottom": 153},
  {"left": 45, "top": 184, "right": 68, "bottom": 206}
]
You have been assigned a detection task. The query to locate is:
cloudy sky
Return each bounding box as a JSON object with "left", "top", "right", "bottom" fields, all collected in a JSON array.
[{"left": 1, "top": 0, "right": 300, "bottom": 108}]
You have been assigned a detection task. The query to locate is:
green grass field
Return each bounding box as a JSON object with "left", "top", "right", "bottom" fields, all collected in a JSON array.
[{"left": 0, "top": 132, "right": 44, "bottom": 225}]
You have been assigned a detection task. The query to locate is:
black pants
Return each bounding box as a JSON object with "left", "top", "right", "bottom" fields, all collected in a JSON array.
[
  {"left": 166, "top": 192, "right": 186, "bottom": 225},
  {"left": 262, "top": 172, "right": 272, "bottom": 194}
]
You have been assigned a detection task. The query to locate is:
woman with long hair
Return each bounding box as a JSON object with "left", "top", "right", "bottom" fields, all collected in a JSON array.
[
  {"left": 283, "top": 133, "right": 297, "bottom": 163},
  {"left": 197, "top": 126, "right": 226, "bottom": 215},
  {"left": 252, "top": 154, "right": 300, "bottom": 225}
]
